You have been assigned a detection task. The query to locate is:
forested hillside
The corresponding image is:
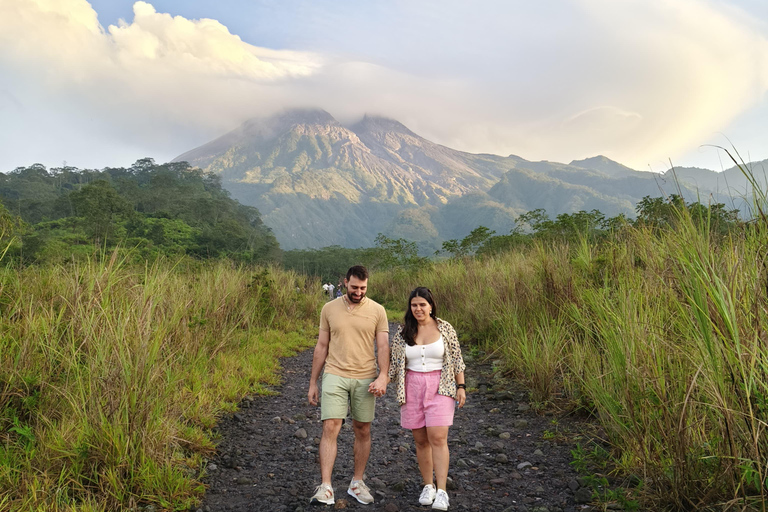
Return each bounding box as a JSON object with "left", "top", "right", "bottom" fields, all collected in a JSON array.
[{"left": 0, "top": 158, "right": 280, "bottom": 263}]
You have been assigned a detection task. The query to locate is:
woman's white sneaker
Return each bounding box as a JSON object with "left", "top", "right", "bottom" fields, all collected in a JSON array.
[
  {"left": 432, "top": 489, "right": 450, "bottom": 510},
  {"left": 419, "top": 484, "right": 437, "bottom": 505}
]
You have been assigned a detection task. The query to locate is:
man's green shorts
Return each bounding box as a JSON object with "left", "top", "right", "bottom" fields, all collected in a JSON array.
[{"left": 321, "top": 373, "right": 376, "bottom": 422}]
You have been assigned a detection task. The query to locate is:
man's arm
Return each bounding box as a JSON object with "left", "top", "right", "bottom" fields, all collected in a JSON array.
[
  {"left": 307, "top": 329, "right": 330, "bottom": 406},
  {"left": 368, "top": 330, "right": 390, "bottom": 397}
]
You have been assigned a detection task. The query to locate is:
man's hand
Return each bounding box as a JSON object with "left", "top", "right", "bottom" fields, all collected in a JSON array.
[
  {"left": 368, "top": 375, "right": 387, "bottom": 397},
  {"left": 308, "top": 381, "right": 319, "bottom": 406}
]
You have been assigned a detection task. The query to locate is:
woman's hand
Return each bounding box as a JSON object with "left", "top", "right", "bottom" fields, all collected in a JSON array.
[{"left": 456, "top": 387, "right": 466, "bottom": 408}]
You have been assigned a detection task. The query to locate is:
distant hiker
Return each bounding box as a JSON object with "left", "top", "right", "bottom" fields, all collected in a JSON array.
[
  {"left": 307, "top": 266, "right": 390, "bottom": 506},
  {"left": 335, "top": 288, "right": 342, "bottom": 299},
  {"left": 322, "top": 283, "right": 329, "bottom": 296},
  {"left": 328, "top": 282, "right": 335, "bottom": 301},
  {"left": 388, "top": 287, "right": 466, "bottom": 511}
]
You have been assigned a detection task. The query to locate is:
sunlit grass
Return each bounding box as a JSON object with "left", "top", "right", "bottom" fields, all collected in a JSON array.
[
  {"left": 0, "top": 254, "right": 320, "bottom": 511},
  {"left": 374, "top": 172, "right": 768, "bottom": 509}
]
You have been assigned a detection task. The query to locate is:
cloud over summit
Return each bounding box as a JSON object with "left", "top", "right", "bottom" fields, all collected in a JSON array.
[{"left": 0, "top": 0, "right": 767, "bottom": 171}]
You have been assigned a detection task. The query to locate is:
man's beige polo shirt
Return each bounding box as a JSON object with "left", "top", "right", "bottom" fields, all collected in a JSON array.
[{"left": 319, "top": 296, "right": 389, "bottom": 379}]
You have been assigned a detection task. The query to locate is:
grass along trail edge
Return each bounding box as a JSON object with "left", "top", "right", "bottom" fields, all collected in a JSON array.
[{"left": 0, "top": 255, "right": 319, "bottom": 511}]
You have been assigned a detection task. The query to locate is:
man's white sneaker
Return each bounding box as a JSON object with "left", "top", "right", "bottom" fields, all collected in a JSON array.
[
  {"left": 347, "top": 479, "right": 374, "bottom": 504},
  {"left": 419, "top": 484, "right": 437, "bottom": 505},
  {"left": 432, "top": 489, "right": 450, "bottom": 510},
  {"left": 310, "top": 483, "right": 335, "bottom": 505}
]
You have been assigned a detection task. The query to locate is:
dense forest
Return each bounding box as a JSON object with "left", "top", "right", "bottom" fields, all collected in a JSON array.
[
  {"left": 0, "top": 159, "right": 280, "bottom": 263},
  {"left": 280, "top": 195, "right": 743, "bottom": 282},
  {"left": 0, "top": 158, "right": 745, "bottom": 283}
]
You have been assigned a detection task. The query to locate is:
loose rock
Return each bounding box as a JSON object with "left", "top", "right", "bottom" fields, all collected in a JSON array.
[{"left": 199, "top": 327, "right": 604, "bottom": 512}]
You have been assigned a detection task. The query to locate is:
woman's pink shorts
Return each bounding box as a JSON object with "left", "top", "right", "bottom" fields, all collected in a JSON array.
[{"left": 401, "top": 370, "right": 455, "bottom": 429}]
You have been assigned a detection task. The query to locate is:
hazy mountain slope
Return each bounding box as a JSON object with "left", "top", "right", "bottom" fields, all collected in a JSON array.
[
  {"left": 177, "top": 109, "right": 512, "bottom": 207},
  {"left": 350, "top": 115, "right": 515, "bottom": 191},
  {"left": 174, "top": 109, "right": 757, "bottom": 250},
  {"left": 174, "top": 109, "right": 522, "bottom": 248},
  {"left": 662, "top": 159, "right": 768, "bottom": 197},
  {"left": 487, "top": 168, "right": 635, "bottom": 217},
  {"left": 569, "top": 155, "right": 639, "bottom": 177}
]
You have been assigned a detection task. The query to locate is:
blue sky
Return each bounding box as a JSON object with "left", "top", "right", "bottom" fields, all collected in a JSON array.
[{"left": 1, "top": 0, "right": 767, "bottom": 172}]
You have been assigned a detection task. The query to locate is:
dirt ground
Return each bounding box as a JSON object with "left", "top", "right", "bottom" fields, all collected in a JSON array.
[{"left": 198, "top": 327, "right": 605, "bottom": 512}]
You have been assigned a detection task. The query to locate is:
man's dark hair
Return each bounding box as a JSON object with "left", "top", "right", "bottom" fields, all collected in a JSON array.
[
  {"left": 346, "top": 265, "right": 369, "bottom": 282},
  {"left": 402, "top": 287, "right": 437, "bottom": 346}
]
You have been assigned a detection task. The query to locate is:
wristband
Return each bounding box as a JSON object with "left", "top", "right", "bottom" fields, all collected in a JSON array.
[{"left": 456, "top": 383, "right": 466, "bottom": 390}]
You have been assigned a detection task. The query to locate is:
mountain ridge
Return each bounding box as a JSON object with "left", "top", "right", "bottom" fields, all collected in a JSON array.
[{"left": 173, "top": 108, "right": 760, "bottom": 250}]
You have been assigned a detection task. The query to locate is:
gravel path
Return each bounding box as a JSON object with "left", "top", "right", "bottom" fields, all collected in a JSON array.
[{"left": 199, "top": 329, "right": 598, "bottom": 512}]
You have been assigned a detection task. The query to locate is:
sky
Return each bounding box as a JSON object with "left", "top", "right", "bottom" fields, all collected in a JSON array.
[{"left": 1, "top": 0, "right": 768, "bottom": 173}]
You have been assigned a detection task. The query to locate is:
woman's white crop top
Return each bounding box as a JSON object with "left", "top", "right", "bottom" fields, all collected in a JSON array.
[{"left": 405, "top": 336, "right": 444, "bottom": 372}]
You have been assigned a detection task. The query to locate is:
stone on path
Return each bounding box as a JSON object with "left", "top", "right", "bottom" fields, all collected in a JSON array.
[{"left": 574, "top": 487, "right": 594, "bottom": 503}]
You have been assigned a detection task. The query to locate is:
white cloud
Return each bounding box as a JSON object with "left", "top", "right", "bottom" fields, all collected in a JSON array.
[
  {"left": 0, "top": 0, "right": 767, "bottom": 171},
  {"left": 0, "top": 0, "right": 323, "bottom": 169},
  {"left": 553, "top": 0, "right": 768, "bottom": 168},
  {"left": 108, "top": 2, "right": 319, "bottom": 80}
]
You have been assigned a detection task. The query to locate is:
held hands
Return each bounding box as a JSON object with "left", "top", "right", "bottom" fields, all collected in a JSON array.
[
  {"left": 368, "top": 376, "right": 387, "bottom": 397},
  {"left": 456, "top": 388, "right": 466, "bottom": 408}
]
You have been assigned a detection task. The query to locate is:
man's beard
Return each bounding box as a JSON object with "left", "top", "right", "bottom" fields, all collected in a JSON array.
[{"left": 347, "top": 291, "right": 365, "bottom": 303}]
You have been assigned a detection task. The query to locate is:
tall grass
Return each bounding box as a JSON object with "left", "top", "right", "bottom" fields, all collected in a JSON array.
[
  {"left": 374, "top": 195, "right": 768, "bottom": 509},
  {"left": 0, "top": 253, "right": 320, "bottom": 511}
]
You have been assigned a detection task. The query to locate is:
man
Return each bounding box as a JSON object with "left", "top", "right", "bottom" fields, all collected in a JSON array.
[{"left": 307, "top": 265, "right": 389, "bottom": 506}]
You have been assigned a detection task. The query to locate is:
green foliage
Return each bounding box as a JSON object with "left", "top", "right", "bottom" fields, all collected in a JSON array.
[
  {"left": 0, "top": 160, "right": 280, "bottom": 264},
  {"left": 570, "top": 442, "right": 641, "bottom": 510},
  {"left": 0, "top": 202, "right": 25, "bottom": 259},
  {"left": 282, "top": 245, "right": 371, "bottom": 284},
  {"left": 440, "top": 226, "right": 496, "bottom": 258},
  {"left": 635, "top": 194, "right": 739, "bottom": 236},
  {"left": 0, "top": 259, "right": 320, "bottom": 511},
  {"left": 69, "top": 180, "right": 132, "bottom": 242},
  {"left": 281, "top": 233, "right": 429, "bottom": 284},
  {"left": 370, "top": 234, "right": 428, "bottom": 269},
  {"left": 467, "top": 198, "right": 740, "bottom": 258}
]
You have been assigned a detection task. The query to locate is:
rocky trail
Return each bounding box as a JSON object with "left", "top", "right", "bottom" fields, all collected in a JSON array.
[{"left": 198, "top": 329, "right": 605, "bottom": 512}]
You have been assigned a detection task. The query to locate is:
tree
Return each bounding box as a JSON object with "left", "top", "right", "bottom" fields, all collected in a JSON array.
[
  {"left": 369, "top": 234, "right": 427, "bottom": 269},
  {"left": 69, "top": 180, "right": 131, "bottom": 242},
  {"left": 513, "top": 209, "right": 553, "bottom": 235},
  {"left": 440, "top": 226, "right": 496, "bottom": 258},
  {"left": 0, "top": 200, "right": 25, "bottom": 260}
]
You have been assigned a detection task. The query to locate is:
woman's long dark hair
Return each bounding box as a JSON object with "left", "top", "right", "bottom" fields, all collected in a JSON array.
[{"left": 402, "top": 287, "right": 437, "bottom": 346}]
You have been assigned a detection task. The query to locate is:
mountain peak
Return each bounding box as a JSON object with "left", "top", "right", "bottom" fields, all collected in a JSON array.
[
  {"left": 245, "top": 108, "right": 340, "bottom": 132},
  {"left": 569, "top": 155, "right": 637, "bottom": 176},
  {"left": 352, "top": 115, "right": 417, "bottom": 137},
  {"left": 173, "top": 108, "right": 343, "bottom": 167}
]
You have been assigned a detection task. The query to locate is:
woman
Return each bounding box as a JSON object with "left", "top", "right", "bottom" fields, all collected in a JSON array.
[{"left": 389, "top": 287, "right": 466, "bottom": 510}]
